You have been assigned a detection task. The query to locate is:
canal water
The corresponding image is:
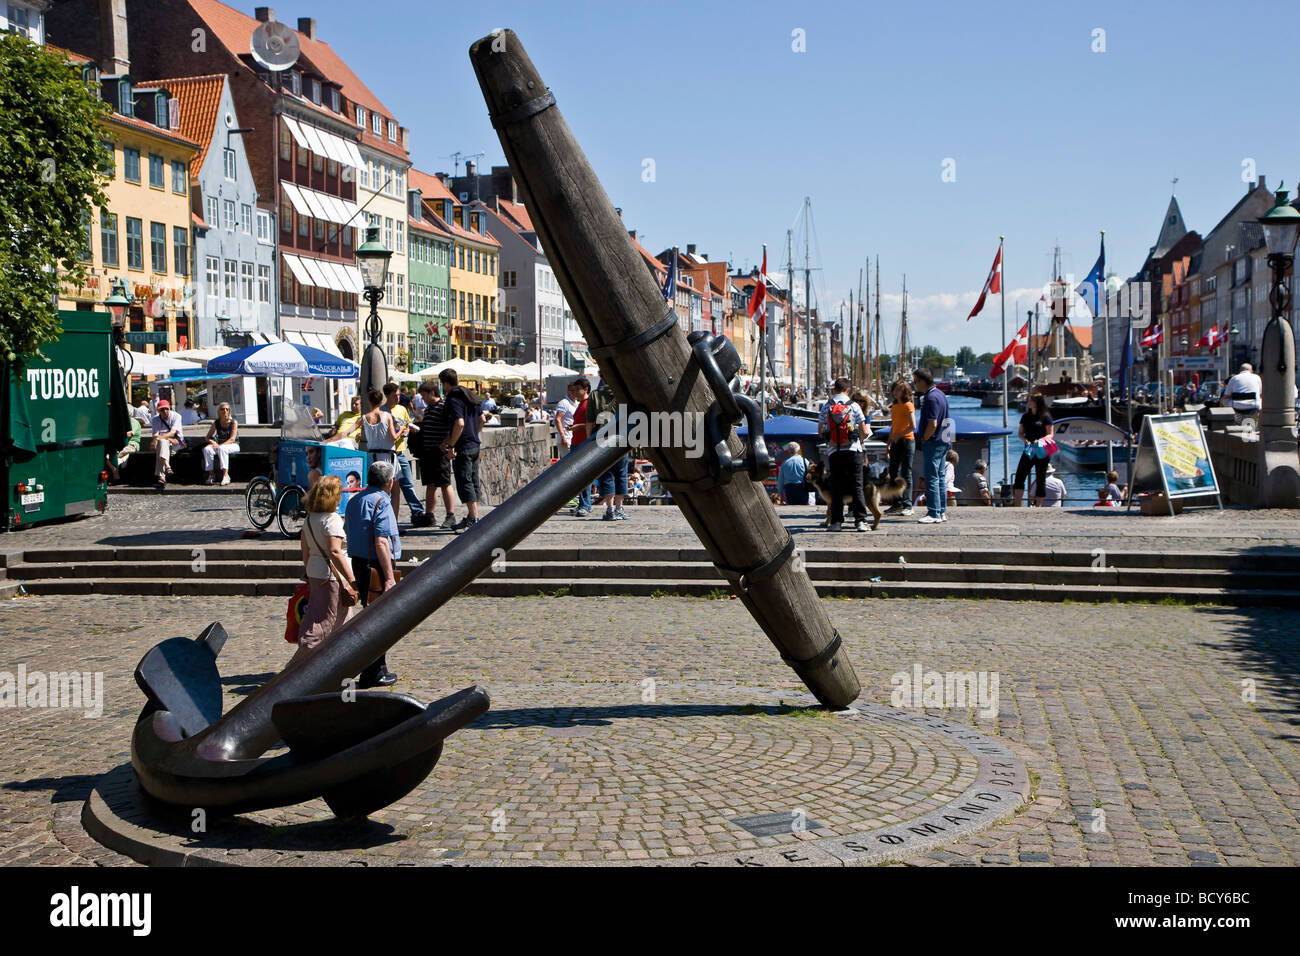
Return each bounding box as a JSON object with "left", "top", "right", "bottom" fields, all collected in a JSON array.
[{"left": 949, "top": 395, "right": 1110, "bottom": 504}]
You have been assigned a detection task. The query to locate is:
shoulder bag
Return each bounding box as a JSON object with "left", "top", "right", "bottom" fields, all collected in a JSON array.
[{"left": 307, "top": 515, "right": 358, "bottom": 608}]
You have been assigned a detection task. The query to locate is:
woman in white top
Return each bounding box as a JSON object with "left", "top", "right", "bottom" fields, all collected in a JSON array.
[
  {"left": 292, "top": 475, "right": 357, "bottom": 657},
  {"left": 359, "top": 386, "right": 400, "bottom": 464}
]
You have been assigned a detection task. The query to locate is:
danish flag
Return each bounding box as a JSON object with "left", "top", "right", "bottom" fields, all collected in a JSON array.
[
  {"left": 1194, "top": 325, "right": 1228, "bottom": 350},
  {"left": 966, "top": 241, "right": 1003, "bottom": 321},
  {"left": 1139, "top": 324, "right": 1162, "bottom": 348},
  {"left": 990, "top": 321, "right": 1029, "bottom": 378},
  {"left": 747, "top": 247, "right": 768, "bottom": 330}
]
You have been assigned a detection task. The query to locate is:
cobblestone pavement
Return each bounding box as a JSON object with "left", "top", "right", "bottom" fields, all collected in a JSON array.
[
  {"left": 1, "top": 592, "right": 1296, "bottom": 865},
  {"left": 3, "top": 490, "right": 1299, "bottom": 555}
]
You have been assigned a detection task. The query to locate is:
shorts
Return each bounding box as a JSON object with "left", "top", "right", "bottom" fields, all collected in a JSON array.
[
  {"left": 452, "top": 443, "right": 482, "bottom": 504},
  {"left": 598, "top": 455, "right": 629, "bottom": 497},
  {"left": 422, "top": 448, "right": 453, "bottom": 487}
]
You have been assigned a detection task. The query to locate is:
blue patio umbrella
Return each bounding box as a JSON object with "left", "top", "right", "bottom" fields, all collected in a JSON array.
[{"left": 207, "top": 340, "right": 359, "bottom": 379}]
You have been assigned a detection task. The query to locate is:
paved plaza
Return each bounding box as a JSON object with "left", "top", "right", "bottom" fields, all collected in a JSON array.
[{"left": 0, "top": 493, "right": 1297, "bottom": 865}]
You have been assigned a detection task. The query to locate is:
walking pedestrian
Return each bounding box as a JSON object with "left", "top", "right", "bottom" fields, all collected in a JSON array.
[
  {"left": 382, "top": 382, "right": 429, "bottom": 527},
  {"left": 1013, "top": 394, "right": 1054, "bottom": 507},
  {"left": 201, "top": 402, "right": 239, "bottom": 485},
  {"left": 913, "top": 368, "right": 951, "bottom": 524},
  {"left": 418, "top": 380, "right": 458, "bottom": 530},
  {"left": 886, "top": 381, "right": 916, "bottom": 516},
  {"left": 292, "top": 475, "right": 358, "bottom": 660},
  {"left": 777, "top": 442, "right": 810, "bottom": 505},
  {"left": 345, "top": 460, "right": 401, "bottom": 687},
  {"left": 818, "top": 376, "right": 870, "bottom": 531},
  {"left": 150, "top": 398, "right": 184, "bottom": 490},
  {"left": 438, "top": 368, "right": 486, "bottom": 534}
]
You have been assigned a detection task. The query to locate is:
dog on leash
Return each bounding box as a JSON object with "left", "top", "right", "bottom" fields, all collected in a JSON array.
[{"left": 805, "top": 460, "right": 907, "bottom": 530}]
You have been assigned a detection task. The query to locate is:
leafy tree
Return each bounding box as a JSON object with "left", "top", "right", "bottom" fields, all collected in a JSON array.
[
  {"left": 0, "top": 35, "right": 109, "bottom": 358},
  {"left": 955, "top": 345, "right": 976, "bottom": 368},
  {"left": 976, "top": 352, "right": 996, "bottom": 365}
]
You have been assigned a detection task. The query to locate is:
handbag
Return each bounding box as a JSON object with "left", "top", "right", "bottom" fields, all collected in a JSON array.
[
  {"left": 367, "top": 498, "right": 403, "bottom": 603},
  {"left": 307, "top": 516, "right": 358, "bottom": 608},
  {"left": 284, "top": 582, "right": 310, "bottom": 643},
  {"left": 1042, "top": 436, "right": 1059, "bottom": 456}
]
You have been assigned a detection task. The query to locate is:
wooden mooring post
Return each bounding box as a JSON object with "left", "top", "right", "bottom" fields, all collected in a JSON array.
[{"left": 469, "top": 31, "right": 860, "bottom": 706}]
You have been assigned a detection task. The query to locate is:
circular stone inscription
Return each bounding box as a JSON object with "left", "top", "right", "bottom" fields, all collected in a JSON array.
[{"left": 82, "top": 684, "right": 1029, "bottom": 867}]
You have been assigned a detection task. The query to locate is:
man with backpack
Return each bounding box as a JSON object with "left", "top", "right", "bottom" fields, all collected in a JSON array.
[
  {"left": 417, "top": 379, "right": 457, "bottom": 530},
  {"left": 818, "top": 376, "right": 870, "bottom": 531},
  {"left": 437, "top": 368, "right": 488, "bottom": 534}
]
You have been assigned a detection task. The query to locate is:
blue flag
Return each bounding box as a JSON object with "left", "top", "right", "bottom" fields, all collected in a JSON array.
[
  {"left": 661, "top": 250, "right": 677, "bottom": 301},
  {"left": 1075, "top": 235, "right": 1105, "bottom": 316}
]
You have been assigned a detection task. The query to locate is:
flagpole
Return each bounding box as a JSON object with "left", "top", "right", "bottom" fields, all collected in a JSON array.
[
  {"left": 999, "top": 236, "right": 1008, "bottom": 488},
  {"left": 759, "top": 243, "right": 767, "bottom": 418},
  {"left": 1101, "top": 230, "right": 1114, "bottom": 474}
]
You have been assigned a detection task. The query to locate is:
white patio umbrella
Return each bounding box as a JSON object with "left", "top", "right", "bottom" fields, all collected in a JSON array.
[{"left": 119, "top": 349, "right": 204, "bottom": 376}]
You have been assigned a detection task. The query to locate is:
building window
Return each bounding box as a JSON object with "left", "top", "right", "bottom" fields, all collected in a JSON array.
[
  {"left": 280, "top": 197, "right": 292, "bottom": 232},
  {"left": 309, "top": 78, "right": 320, "bottom": 105},
  {"left": 171, "top": 160, "right": 186, "bottom": 194},
  {"left": 342, "top": 225, "right": 352, "bottom": 247},
  {"left": 314, "top": 218, "right": 324, "bottom": 240},
  {"left": 223, "top": 148, "right": 236, "bottom": 180},
  {"left": 256, "top": 209, "right": 271, "bottom": 243},
  {"left": 123, "top": 148, "right": 140, "bottom": 183},
  {"left": 396, "top": 274, "right": 404, "bottom": 308},
  {"left": 150, "top": 221, "right": 166, "bottom": 273},
  {"left": 118, "top": 78, "right": 133, "bottom": 118},
  {"left": 326, "top": 158, "right": 337, "bottom": 178},
  {"left": 395, "top": 221, "right": 403, "bottom": 254},
  {"left": 312, "top": 150, "right": 323, "bottom": 173},
  {"left": 281, "top": 260, "right": 294, "bottom": 304},
  {"left": 298, "top": 213, "right": 308, "bottom": 238},
  {"left": 205, "top": 256, "right": 219, "bottom": 301},
  {"left": 296, "top": 140, "right": 307, "bottom": 167},
  {"left": 330, "top": 88, "right": 340, "bottom": 112},
  {"left": 372, "top": 112, "right": 382, "bottom": 135},
  {"left": 359, "top": 162, "right": 368, "bottom": 189},
  {"left": 257, "top": 264, "right": 270, "bottom": 303},
  {"left": 387, "top": 120, "right": 396, "bottom": 142},
  {"left": 356, "top": 105, "right": 366, "bottom": 128},
  {"left": 279, "top": 121, "right": 291, "bottom": 161},
  {"left": 100, "top": 141, "right": 114, "bottom": 176},
  {"left": 125, "top": 217, "right": 143, "bottom": 270},
  {"left": 204, "top": 195, "right": 217, "bottom": 228},
  {"left": 458, "top": 245, "right": 465, "bottom": 270},
  {"left": 100, "top": 211, "right": 118, "bottom": 267},
  {"left": 241, "top": 262, "right": 254, "bottom": 301},
  {"left": 149, "top": 153, "right": 164, "bottom": 188},
  {"left": 489, "top": 254, "right": 495, "bottom": 276},
  {"left": 240, "top": 203, "right": 252, "bottom": 235},
  {"left": 222, "top": 199, "right": 235, "bottom": 231},
  {"left": 289, "top": 71, "right": 301, "bottom": 96},
  {"left": 173, "top": 226, "right": 188, "bottom": 276},
  {"left": 384, "top": 217, "right": 393, "bottom": 249},
  {"left": 223, "top": 260, "right": 237, "bottom": 301}
]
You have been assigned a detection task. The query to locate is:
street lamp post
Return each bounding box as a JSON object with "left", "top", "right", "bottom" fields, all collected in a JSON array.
[
  {"left": 1258, "top": 184, "right": 1300, "bottom": 363},
  {"left": 355, "top": 225, "right": 393, "bottom": 400},
  {"left": 105, "top": 278, "right": 134, "bottom": 376},
  {"left": 1254, "top": 182, "right": 1300, "bottom": 506}
]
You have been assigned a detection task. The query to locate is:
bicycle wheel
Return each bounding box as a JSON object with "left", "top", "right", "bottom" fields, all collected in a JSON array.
[
  {"left": 276, "top": 485, "right": 307, "bottom": 539},
  {"left": 245, "top": 476, "right": 276, "bottom": 529}
]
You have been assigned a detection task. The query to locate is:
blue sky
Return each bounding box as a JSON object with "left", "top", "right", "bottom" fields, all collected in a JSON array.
[{"left": 294, "top": 0, "right": 1299, "bottom": 354}]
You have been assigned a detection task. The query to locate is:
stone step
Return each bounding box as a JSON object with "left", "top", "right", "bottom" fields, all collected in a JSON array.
[
  {"left": 9, "top": 557, "right": 1300, "bottom": 593},
  {"left": 13, "top": 575, "right": 1300, "bottom": 607},
  {"left": 16, "top": 543, "right": 1300, "bottom": 573}
]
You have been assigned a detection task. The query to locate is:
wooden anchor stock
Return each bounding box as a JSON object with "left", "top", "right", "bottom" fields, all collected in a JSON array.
[{"left": 470, "top": 30, "right": 860, "bottom": 707}]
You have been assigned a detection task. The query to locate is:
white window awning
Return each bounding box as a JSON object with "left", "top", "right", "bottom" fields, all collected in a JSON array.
[
  {"left": 282, "top": 114, "right": 362, "bottom": 171},
  {"left": 283, "top": 252, "right": 361, "bottom": 294},
  {"left": 283, "top": 253, "right": 312, "bottom": 287},
  {"left": 281, "top": 182, "right": 361, "bottom": 228}
]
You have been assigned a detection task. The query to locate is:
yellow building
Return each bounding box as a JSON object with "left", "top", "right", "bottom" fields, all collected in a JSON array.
[
  {"left": 410, "top": 171, "right": 502, "bottom": 360},
  {"left": 56, "top": 60, "right": 198, "bottom": 355}
]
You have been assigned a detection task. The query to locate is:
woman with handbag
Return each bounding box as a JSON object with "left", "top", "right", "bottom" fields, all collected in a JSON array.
[
  {"left": 291, "top": 475, "right": 358, "bottom": 659},
  {"left": 1013, "top": 394, "right": 1055, "bottom": 507}
]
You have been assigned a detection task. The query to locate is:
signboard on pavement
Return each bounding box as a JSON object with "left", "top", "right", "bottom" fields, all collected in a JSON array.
[
  {"left": 1128, "top": 413, "right": 1222, "bottom": 514},
  {"left": 1163, "top": 356, "right": 1217, "bottom": 371}
]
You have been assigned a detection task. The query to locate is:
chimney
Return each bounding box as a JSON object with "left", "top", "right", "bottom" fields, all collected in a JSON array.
[
  {"left": 1256, "top": 174, "right": 1266, "bottom": 194},
  {"left": 297, "top": 18, "right": 317, "bottom": 40},
  {"left": 614, "top": 207, "right": 622, "bottom": 220},
  {"left": 400, "top": 127, "right": 409, "bottom": 151},
  {"left": 97, "top": 0, "right": 130, "bottom": 75},
  {"left": 465, "top": 160, "right": 476, "bottom": 178},
  {"left": 686, "top": 243, "right": 696, "bottom": 256},
  {"left": 255, "top": 7, "right": 274, "bottom": 22},
  {"left": 628, "top": 230, "right": 637, "bottom": 241}
]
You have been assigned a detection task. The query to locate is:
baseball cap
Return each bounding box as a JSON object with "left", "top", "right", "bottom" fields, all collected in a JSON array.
[{"left": 156, "top": 399, "right": 170, "bottom": 409}]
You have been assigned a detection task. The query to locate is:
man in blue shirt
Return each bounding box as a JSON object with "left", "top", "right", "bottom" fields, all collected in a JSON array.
[
  {"left": 912, "top": 368, "right": 951, "bottom": 523},
  {"left": 818, "top": 377, "right": 870, "bottom": 531},
  {"left": 777, "top": 442, "right": 810, "bottom": 505},
  {"left": 345, "top": 459, "right": 402, "bottom": 687}
]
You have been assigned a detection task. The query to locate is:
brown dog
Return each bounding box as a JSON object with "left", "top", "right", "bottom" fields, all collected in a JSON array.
[{"left": 805, "top": 460, "right": 907, "bottom": 530}]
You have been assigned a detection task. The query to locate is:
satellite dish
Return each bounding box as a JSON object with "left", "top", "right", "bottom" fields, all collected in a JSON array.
[{"left": 250, "top": 20, "right": 300, "bottom": 72}]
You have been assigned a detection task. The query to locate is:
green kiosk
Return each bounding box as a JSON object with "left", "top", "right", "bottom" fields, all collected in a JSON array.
[{"left": 1, "top": 310, "right": 131, "bottom": 531}]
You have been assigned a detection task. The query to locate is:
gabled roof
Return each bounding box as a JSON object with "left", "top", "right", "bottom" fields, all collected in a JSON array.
[
  {"left": 409, "top": 168, "right": 456, "bottom": 203},
  {"left": 103, "top": 110, "right": 200, "bottom": 153},
  {"left": 630, "top": 234, "right": 667, "bottom": 279},
  {"left": 494, "top": 197, "right": 534, "bottom": 234},
  {"left": 146, "top": 74, "right": 226, "bottom": 179},
  {"left": 45, "top": 43, "right": 93, "bottom": 65},
  {"left": 186, "top": 0, "right": 407, "bottom": 160}
]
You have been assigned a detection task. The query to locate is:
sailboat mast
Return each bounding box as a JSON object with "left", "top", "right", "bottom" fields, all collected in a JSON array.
[
  {"left": 804, "top": 197, "right": 811, "bottom": 395},
  {"left": 786, "top": 228, "right": 794, "bottom": 392},
  {"left": 899, "top": 274, "right": 909, "bottom": 374},
  {"left": 874, "top": 256, "right": 882, "bottom": 388}
]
